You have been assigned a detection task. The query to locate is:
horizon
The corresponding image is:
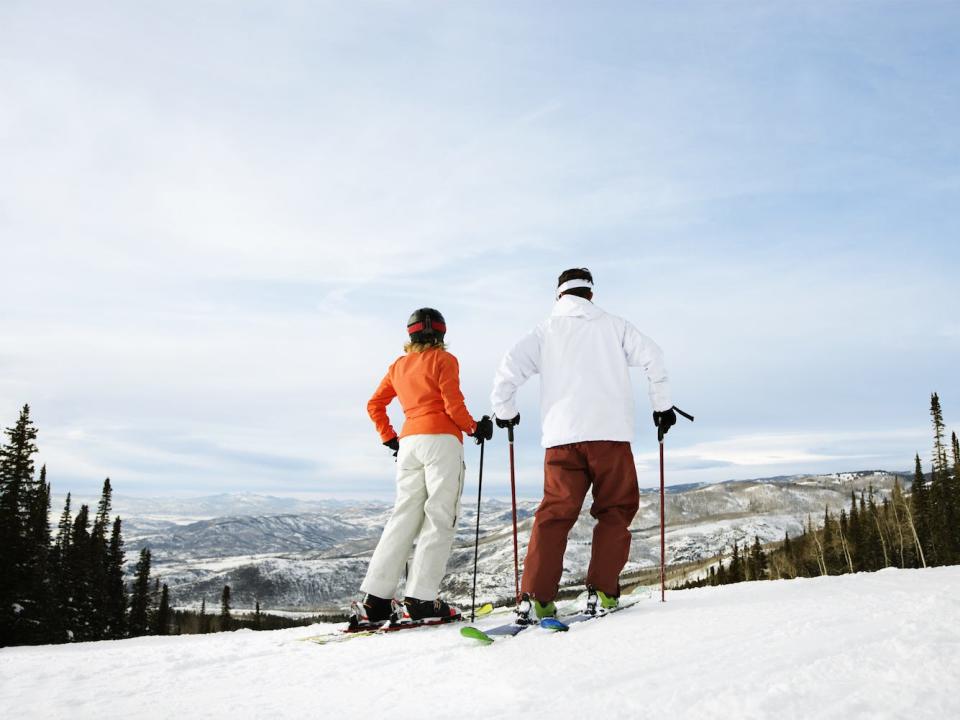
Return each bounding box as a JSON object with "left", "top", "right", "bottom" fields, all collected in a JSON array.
[{"left": 2, "top": 2, "right": 958, "bottom": 500}]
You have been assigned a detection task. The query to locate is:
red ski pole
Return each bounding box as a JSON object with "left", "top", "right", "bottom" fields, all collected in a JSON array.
[
  {"left": 508, "top": 424, "right": 521, "bottom": 605},
  {"left": 659, "top": 436, "right": 666, "bottom": 603},
  {"left": 658, "top": 406, "right": 695, "bottom": 603}
]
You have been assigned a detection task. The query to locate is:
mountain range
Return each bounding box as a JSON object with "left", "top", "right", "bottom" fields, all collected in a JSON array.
[{"left": 103, "top": 470, "right": 904, "bottom": 611}]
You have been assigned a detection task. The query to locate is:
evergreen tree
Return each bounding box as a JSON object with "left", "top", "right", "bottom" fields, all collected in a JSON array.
[
  {"left": 952, "top": 432, "right": 960, "bottom": 557},
  {"left": 87, "top": 479, "right": 113, "bottom": 638},
  {"left": 105, "top": 516, "right": 127, "bottom": 639},
  {"left": 838, "top": 509, "right": 854, "bottom": 573},
  {"left": 750, "top": 535, "right": 768, "bottom": 581},
  {"left": 49, "top": 493, "right": 74, "bottom": 643},
  {"left": 782, "top": 532, "right": 795, "bottom": 579},
  {"left": 930, "top": 393, "right": 949, "bottom": 478},
  {"left": 21, "top": 466, "right": 52, "bottom": 643},
  {"left": 859, "top": 490, "right": 881, "bottom": 571},
  {"left": 220, "top": 585, "right": 232, "bottom": 631},
  {"left": 821, "top": 506, "right": 839, "bottom": 574},
  {"left": 716, "top": 558, "right": 728, "bottom": 585},
  {"left": 66, "top": 505, "right": 94, "bottom": 641},
  {"left": 0, "top": 405, "right": 40, "bottom": 647},
  {"left": 199, "top": 598, "right": 208, "bottom": 634},
  {"left": 128, "top": 548, "right": 153, "bottom": 637},
  {"left": 889, "top": 479, "right": 909, "bottom": 568},
  {"left": 728, "top": 542, "right": 744, "bottom": 583},
  {"left": 155, "top": 585, "right": 171, "bottom": 636},
  {"left": 911, "top": 454, "right": 932, "bottom": 565},
  {"left": 927, "top": 393, "right": 954, "bottom": 564},
  {"left": 848, "top": 492, "right": 863, "bottom": 571},
  {"left": 254, "top": 601, "right": 262, "bottom": 630}
]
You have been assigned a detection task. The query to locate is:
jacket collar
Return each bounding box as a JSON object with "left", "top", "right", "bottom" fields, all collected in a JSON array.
[{"left": 551, "top": 294, "right": 601, "bottom": 319}]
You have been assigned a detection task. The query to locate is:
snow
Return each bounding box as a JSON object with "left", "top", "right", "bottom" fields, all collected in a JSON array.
[{"left": 3, "top": 567, "right": 959, "bottom": 719}]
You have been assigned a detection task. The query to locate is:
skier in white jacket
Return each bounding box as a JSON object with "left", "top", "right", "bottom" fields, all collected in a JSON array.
[{"left": 491, "top": 267, "right": 676, "bottom": 617}]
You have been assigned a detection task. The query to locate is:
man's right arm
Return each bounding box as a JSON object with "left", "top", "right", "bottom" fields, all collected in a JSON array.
[
  {"left": 490, "top": 329, "right": 542, "bottom": 421},
  {"left": 622, "top": 321, "right": 672, "bottom": 412}
]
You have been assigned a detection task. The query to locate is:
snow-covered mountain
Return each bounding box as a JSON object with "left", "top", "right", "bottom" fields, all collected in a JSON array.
[
  {"left": 117, "top": 470, "right": 905, "bottom": 611},
  {"left": 3, "top": 567, "right": 958, "bottom": 720}
]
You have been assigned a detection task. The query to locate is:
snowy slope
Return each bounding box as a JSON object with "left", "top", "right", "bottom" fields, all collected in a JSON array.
[{"left": 2, "top": 566, "right": 958, "bottom": 720}]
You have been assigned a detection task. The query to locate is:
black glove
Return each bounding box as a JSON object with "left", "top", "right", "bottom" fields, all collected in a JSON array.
[
  {"left": 383, "top": 437, "right": 399, "bottom": 457},
  {"left": 470, "top": 415, "right": 494, "bottom": 444},
  {"left": 495, "top": 414, "right": 520, "bottom": 429},
  {"left": 653, "top": 408, "right": 677, "bottom": 437}
]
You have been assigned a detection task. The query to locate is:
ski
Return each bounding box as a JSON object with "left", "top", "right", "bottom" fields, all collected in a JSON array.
[
  {"left": 459, "top": 619, "right": 537, "bottom": 644},
  {"left": 302, "top": 616, "right": 460, "bottom": 645},
  {"left": 461, "top": 590, "right": 651, "bottom": 644},
  {"left": 303, "top": 602, "right": 492, "bottom": 645}
]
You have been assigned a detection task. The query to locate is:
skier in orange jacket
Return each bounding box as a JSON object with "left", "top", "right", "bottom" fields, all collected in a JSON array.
[{"left": 351, "top": 308, "right": 493, "bottom": 629}]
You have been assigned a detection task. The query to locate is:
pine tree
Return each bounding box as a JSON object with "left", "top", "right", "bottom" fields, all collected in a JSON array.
[
  {"left": 951, "top": 432, "right": 960, "bottom": 558},
  {"left": 930, "top": 393, "right": 949, "bottom": 478},
  {"left": 782, "top": 531, "right": 795, "bottom": 579},
  {"left": 821, "top": 506, "right": 839, "bottom": 574},
  {"left": 911, "top": 454, "right": 932, "bottom": 566},
  {"left": 87, "top": 479, "right": 113, "bottom": 639},
  {"left": 0, "top": 405, "right": 40, "bottom": 647},
  {"left": 199, "top": 598, "right": 208, "bottom": 634},
  {"left": 889, "top": 479, "right": 909, "bottom": 568},
  {"left": 837, "top": 509, "right": 854, "bottom": 573},
  {"left": 848, "top": 492, "right": 863, "bottom": 571},
  {"left": 128, "top": 548, "right": 153, "bottom": 637},
  {"left": 728, "top": 542, "right": 744, "bottom": 583},
  {"left": 66, "top": 505, "right": 94, "bottom": 641},
  {"left": 750, "top": 535, "right": 768, "bottom": 581},
  {"left": 254, "top": 601, "right": 262, "bottom": 631},
  {"left": 220, "top": 585, "right": 232, "bottom": 631},
  {"left": 22, "top": 466, "right": 52, "bottom": 643},
  {"left": 155, "top": 585, "right": 171, "bottom": 636},
  {"left": 49, "top": 493, "right": 74, "bottom": 643},
  {"left": 105, "top": 517, "right": 127, "bottom": 639},
  {"left": 927, "top": 393, "right": 954, "bottom": 564}
]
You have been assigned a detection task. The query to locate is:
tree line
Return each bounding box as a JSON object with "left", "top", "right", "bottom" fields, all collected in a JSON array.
[
  {"left": 680, "top": 393, "right": 960, "bottom": 589},
  {"left": 0, "top": 405, "right": 320, "bottom": 647}
]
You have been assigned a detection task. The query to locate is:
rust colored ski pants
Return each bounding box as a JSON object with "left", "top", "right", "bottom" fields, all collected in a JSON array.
[{"left": 521, "top": 440, "right": 639, "bottom": 603}]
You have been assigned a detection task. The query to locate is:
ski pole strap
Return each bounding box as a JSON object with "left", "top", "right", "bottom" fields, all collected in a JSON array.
[{"left": 673, "top": 406, "right": 695, "bottom": 422}]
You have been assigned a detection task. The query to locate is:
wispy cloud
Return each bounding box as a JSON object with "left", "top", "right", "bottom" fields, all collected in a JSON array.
[{"left": 1, "top": 2, "right": 958, "bottom": 497}]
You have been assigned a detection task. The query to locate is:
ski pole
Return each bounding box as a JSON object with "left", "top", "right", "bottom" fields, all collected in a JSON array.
[
  {"left": 658, "top": 406, "right": 695, "bottom": 603},
  {"left": 507, "top": 424, "right": 521, "bottom": 605},
  {"left": 470, "top": 437, "right": 485, "bottom": 622},
  {"left": 659, "top": 438, "right": 666, "bottom": 603}
]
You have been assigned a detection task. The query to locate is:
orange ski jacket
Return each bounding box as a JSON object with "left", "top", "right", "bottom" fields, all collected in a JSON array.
[{"left": 367, "top": 348, "right": 477, "bottom": 444}]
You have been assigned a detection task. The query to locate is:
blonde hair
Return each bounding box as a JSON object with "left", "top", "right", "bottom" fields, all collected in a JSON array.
[{"left": 404, "top": 340, "right": 448, "bottom": 353}]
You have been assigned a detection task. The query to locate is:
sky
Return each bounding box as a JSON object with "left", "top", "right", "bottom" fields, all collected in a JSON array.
[{"left": 1, "top": 1, "right": 958, "bottom": 500}]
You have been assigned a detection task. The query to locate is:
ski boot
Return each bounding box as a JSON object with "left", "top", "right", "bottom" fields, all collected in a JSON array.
[
  {"left": 401, "top": 597, "right": 462, "bottom": 625},
  {"left": 533, "top": 598, "right": 557, "bottom": 620},
  {"left": 585, "top": 586, "right": 619, "bottom": 616},
  {"left": 513, "top": 593, "right": 536, "bottom": 625},
  {"left": 347, "top": 593, "right": 396, "bottom": 631}
]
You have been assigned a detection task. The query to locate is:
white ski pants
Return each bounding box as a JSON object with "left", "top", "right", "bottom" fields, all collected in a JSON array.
[{"left": 361, "top": 434, "right": 465, "bottom": 601}]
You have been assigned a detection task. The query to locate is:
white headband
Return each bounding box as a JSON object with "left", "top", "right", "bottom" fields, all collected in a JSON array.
[{"left": 556, "top": 278, "right": 593, "bottom": 299}]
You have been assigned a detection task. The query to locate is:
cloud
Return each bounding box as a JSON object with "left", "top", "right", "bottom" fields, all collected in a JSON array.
[{"left": 2, "top": 2, "right": 958, "bottom": 498}]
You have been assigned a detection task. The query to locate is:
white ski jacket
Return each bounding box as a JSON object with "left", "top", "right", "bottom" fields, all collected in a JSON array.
[{"left": 491, "top": 295, "right": 671, "bottom": 448}]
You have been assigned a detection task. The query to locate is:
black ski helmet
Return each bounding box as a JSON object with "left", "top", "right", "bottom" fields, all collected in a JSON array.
[{"left": 407, "top": 308, "right": 446, "bottom": 344}]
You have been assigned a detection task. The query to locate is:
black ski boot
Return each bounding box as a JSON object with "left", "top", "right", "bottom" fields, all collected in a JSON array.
[
  {"left": 401, "top": 597, "right": 462, "bottom": 624},
  {"left": 348, "top": 593, "right": 395, "bottom": 631}
]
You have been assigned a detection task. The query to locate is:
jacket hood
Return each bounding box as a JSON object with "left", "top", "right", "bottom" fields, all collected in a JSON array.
[{"left": 551, "top": 294, "right": 602, "bottom": 319}]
